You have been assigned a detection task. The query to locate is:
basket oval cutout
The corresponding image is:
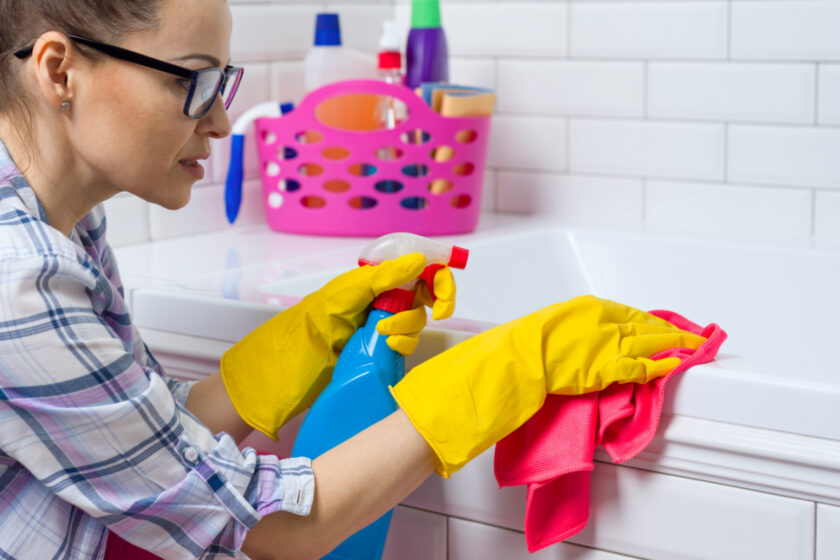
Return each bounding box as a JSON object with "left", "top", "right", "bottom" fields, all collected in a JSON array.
[
  {"left": 401, "top": 197, "right": 428, "bottom": 210},
  {"left": 349, "top": 163, "right": 378, "bottom": 177},
  {"left": 324, "top": 179, "right": 351, "bottom": 193},
  {"left": 349, "top": 196, "right": 378, "bottom": 210},
  {"left": 375, "top": 180, "right": 403, "bottom": 193},
  {"left": 301, "top": 196, "right": 326, "bottom": 209}
]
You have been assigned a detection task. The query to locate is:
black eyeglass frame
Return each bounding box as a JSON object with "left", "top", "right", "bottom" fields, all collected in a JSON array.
[{"left": 14, "top": 34, "right": 244, "bottom": 119}]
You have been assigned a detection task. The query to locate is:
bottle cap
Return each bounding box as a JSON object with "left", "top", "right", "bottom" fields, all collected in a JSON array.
[
  {"left": 411, "top": 0, "right": 442, "bottom": 29},
  {"left": 314, "top": 13, "right": 341, "bottom": 46},
  {"left": 378, "top": 51, "right": 402, "bottom": 70},
  {"left": 372, "top": 288, "right": 416, "bottom": 313}
]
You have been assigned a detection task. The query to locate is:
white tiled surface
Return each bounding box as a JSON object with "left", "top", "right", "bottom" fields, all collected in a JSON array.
[
  {"left": 496, "top": 173, "right": 643, "bottom": 227},
  {"left": 815, "top": 191, "right": 840, "bottom": 244},
  {"left": 646, "top": 180, "right": 813, "bottom": 242},
  {"left": 569, "top": 119, "right": 725, "bottom": 181},
  {"left": 817, "top": 504, "right": 840, "bottom": 560},
  {"left": 731, "top": 1, "right": 840, "bottom": 61},
  {"left": 498, "top": 61, "right": 644, "bottom": 117},
  {"left": 571, "top": 464, "right": 815, "bottom": 560},
  {"left": 728, "top": 125, "right": 840, "bottom": 189},
  {"left": 448, "top": 518, "right": 633, "bottom": 560},
  {"left": 382, "top": 506, "right": 447, "bottom": 560},
  {"left": 405, "top": 449, "right": 815, "bottom": 560},
  {"left": 818, "top": 64, "right": 840, "bottom": 125},
  {"left": 569, "top": 2, "right": 728, "bottom": 60},
  {"left": 103, "top": 1, "right": 839, "bottom": 266},
  {"left": 488, "top": 115, "right": 568, "bottom": 172},
  {"left": 449, "top": 58, "right": 496, "bottom": 92},
  {"left": 394, "top": 2, "right": 568, "bottom": 58},
  {"left": 648, "top": 63, "right": 816, "bottom": 124}
]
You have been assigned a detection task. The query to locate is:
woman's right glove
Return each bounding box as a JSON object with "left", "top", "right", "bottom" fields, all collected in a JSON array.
[{"left": 390, "top": 295, "right": 707, "bottom": 477}]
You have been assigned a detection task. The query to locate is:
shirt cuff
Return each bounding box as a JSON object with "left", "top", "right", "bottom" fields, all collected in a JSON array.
[
  {"left": 255, "top": 456, "right": 315, "bottom": 517},
  {"left": 168, "top": 378, "right": 196, "bottom": 408}
]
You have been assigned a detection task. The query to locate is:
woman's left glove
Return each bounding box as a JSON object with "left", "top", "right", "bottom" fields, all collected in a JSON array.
[{"left": 220, "top": 253, "right": 456, "bottom": 439}]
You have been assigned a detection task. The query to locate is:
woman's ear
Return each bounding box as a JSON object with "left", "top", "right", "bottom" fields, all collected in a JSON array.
[{"left": 29, "top": 32, "right": 78, "bottom": 111}]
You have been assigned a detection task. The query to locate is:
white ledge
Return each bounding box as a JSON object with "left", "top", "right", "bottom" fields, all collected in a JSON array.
[{"left": 141, "top": 327, "right": 840, "bottom": 506}]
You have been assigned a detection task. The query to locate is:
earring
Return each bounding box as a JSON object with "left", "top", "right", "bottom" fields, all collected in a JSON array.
[{"left": 60, "top": 101, "right": 70, "bottom": 112}]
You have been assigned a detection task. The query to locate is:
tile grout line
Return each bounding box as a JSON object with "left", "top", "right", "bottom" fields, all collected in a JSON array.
[{"left": 814, "top": 62, "right": 821, "bottom": 126}]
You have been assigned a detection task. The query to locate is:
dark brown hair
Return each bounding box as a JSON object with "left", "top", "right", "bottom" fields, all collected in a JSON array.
[{"left": 0, "top": 0, "right": 162, "bottom": 126}]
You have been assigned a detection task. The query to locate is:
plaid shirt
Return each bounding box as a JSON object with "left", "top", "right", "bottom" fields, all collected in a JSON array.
[{"left": 0, "top": 139, "right": 314, "bottom": 559}]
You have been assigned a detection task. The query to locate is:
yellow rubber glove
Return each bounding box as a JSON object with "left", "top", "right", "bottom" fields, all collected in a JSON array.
[
  {"left": 221, "top": 253, "right": 454, "bottom": 439},
  {"left": 390, "top": 295, "right": 707, "bottom": 477},
  {"left": 376, "top": 265, "right": 456, "bottom": 355}
]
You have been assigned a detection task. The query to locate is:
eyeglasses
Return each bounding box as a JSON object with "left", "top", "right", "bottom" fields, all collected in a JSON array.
[{"left": 14, "top": 34, "right": 244, "bottom": 119}]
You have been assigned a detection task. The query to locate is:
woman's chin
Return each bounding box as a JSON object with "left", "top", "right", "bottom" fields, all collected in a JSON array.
[{"left": 153, "top": 187, "right": 192, "bottom": 211}]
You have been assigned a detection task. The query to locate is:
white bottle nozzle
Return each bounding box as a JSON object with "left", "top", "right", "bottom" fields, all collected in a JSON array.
[
  {"left": 358, "top": 232, "right": 468, "bottom": 269},
  {"left": 379, "top": 21, "right": 402, "bottom": 51}
]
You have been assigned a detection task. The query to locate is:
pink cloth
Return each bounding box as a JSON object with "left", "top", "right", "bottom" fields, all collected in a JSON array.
[{"left": 494, "top": 310, "right": 727, "bottom": 553}]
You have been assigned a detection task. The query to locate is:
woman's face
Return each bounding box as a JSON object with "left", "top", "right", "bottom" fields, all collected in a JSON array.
[{"left": 68, "top": 0, "right": 233, "bottom": 210}]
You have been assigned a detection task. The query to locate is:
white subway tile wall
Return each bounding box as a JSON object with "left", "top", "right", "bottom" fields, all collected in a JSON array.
[{"left": 104, "top": 0, "right": 838, "bottom": 248}]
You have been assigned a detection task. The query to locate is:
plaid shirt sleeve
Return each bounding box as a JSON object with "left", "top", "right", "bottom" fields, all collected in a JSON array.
[{"left": 0, "top": 248, "right": 314, "bottom": 559}]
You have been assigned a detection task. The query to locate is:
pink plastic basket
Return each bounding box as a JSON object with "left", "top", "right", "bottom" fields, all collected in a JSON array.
[{"left": 254, "top": 80, "right": 491, "bottom": 237}]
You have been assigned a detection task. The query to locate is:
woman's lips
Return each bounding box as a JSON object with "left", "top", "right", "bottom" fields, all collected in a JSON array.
[{"left": 179, "top": 159, "right": 206, "bottom": 180}]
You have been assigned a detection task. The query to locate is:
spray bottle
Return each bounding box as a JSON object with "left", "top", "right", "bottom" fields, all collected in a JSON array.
[{"left": 291, "top": 232, "right": 469, "bottom": 560}]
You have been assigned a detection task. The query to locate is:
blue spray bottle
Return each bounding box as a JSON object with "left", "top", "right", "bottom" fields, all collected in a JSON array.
[{"left": 292, "top": 232, "right": 469, "bottom": 560}]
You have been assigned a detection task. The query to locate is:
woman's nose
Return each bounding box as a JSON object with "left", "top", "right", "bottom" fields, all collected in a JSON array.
[{"left": 198, "top": 94, "right": 233, "bottom": 139}]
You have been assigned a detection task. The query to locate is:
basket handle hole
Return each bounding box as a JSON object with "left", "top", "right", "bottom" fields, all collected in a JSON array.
[{"left": 315, "top": 93, "right": 409, "bottom": 131}]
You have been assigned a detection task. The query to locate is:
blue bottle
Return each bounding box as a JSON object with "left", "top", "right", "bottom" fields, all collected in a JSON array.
[
  {"left": 291, "top": 304, "right": 407, "bottom": 560},
  {"left": 291, "top": 233, "right": 469, "bottom": 560}
]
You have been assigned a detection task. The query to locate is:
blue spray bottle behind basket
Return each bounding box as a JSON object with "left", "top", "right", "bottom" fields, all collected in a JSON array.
[{"left": 292, "top": 232, "right": 469, "bottom": 560}]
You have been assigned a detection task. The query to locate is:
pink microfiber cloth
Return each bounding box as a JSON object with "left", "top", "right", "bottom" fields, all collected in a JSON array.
[{"left": 494, "top": 310, "right": 726, "bottom": 553}]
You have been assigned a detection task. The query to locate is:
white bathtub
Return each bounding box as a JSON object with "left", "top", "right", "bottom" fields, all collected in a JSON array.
[{"left": 254, "top": 218, "right": 840, "bottom": 442}]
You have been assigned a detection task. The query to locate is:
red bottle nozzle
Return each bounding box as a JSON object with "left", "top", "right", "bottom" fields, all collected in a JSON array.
[
  {"left": 359, "top": 233, "right": 469, "bottom": 312},
  {"left": 449, "top": 246, "right": 469, "bottom": 269}
]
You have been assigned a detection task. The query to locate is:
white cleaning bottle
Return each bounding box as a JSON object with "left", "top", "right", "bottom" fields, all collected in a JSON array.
[
  {"left": 375, "top": 21, "right": 407, "bottom": 129},
  {"left": 303, "top": 13, "right": 378, "bottom": 92}
]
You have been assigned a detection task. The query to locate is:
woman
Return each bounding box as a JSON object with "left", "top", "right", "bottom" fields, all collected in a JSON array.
[{"left": 0, "top": 1, "right": 706, "bottom": 558}]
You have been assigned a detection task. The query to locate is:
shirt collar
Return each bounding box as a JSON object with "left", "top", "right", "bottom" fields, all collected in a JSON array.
[{"left": 0, "top": 137, "right": 51, "bottom": 224}]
